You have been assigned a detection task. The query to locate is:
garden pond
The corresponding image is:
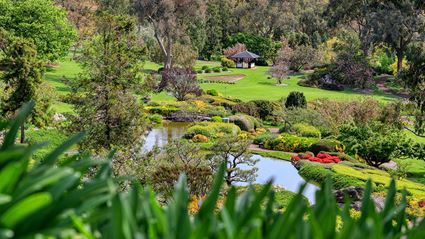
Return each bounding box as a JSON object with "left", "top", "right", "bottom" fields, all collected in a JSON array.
[{"left": 143, "top": 122, "right": 319, "bottom": 203}]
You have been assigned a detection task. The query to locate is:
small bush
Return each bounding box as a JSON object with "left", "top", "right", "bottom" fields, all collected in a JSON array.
[
  {"left": 205, "top": 68, "right": 212, "bottom": 73},
  {"left": 229, "top": 115, "right": 261, "bottom": 131},
  {"left": 202, "top": 65, "right": 210, "bottom": 70},
  {"left": 185, "top": 122, "right": 240, "bottom": 138},
  {"left": 292, "top": 123, "right": 321, "bottom": 138},
  {"left": 149, "top": 114, "right": 162, "bottom": 124},
  {"left": 192, "top": 134, "right": 209, "bottom": 143},
  {"left": 211, "top": 116, "right": 223, "bottom": 122},
  {"left": 221, "top": 57, "right": 236, "bottom": 68},
  {"left": 212, "top": 67, "right": 221, "bottom": 73},
  {"left": 196, "top": 70, "right": 203, "bottom": 74},
  {"left": 253, "top": 132, "right": 277, "bottom": 145},
  {"left": 309, "top": 139, "right": 341, "bottom": 155},
  {"left": 206, "top": 89, "right": 219, "bottom": 96},
  {"left": 266, "top": 133, "right": 317, "bottom": 152},
  {"left": 185, "top": 125, "right": 214, "bottom": 138},
  {"left": 251, "top": 100, "right": 279, "bottom": 120},
  {"left": 222, "top": 67, "right": 228, "bottom": 72},
  {"left": 285, "top": 91, "right": 307, "bottom": 108}
]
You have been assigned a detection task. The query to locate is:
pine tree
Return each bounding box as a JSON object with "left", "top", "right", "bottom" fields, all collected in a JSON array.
[{"left": 68, "top": 14, "right": 147, "bottom": 153}]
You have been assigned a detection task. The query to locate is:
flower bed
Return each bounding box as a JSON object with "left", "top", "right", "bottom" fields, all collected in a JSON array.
[{"left": 291, "top": 153, "right": 341, "bottom": 164}]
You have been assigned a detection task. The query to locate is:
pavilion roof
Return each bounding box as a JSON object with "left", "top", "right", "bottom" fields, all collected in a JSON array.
[{"left": 231, "top": 50, "right": 260, "bottom": 59}]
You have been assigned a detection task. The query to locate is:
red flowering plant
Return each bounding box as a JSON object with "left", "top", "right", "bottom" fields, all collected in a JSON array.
[
  {"left": 420, "top": 200, "right": 425, "bottom": 208},
  {"left": 291, "top": 153, "right": 341, "bottom": 164}
]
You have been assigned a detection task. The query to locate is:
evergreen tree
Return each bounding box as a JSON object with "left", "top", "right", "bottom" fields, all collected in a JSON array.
[
  {"left": 68, "top": 14, "right": 146, "bottom": 153},
  {"left": 0, "top": 37, "right": 43, "bottom": 143}
]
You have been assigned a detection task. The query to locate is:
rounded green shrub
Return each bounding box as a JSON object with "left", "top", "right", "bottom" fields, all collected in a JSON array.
[
  {"left": 149, "top": 114, "right": 162, "bottom": 124},
  {"left": 202, "top": 65, "right": 209, "bottom": 70},
  {"left": 205, "top": 68, "right": 212, "bottom": 73},
  {"left": 267, "top": 133, "right": 317, "bottom": 152},
  {"left": 285, "top": 91, "right": 307, "bottom": 108},
  {"left": 185, "top": 125, "right": 214, "bottom": 138},
  {"left": 222, "top": 67, "right": 228, "bottom": 72},
  {"left": 212, "top": 67, "right": 221, "bottom": 73},
  {"left": 211, "top": 116, "right": 223, "bottom": 122},
  {"left": 254, "top": 132, "right": 278, "bottom": 145},
  {"left": 221, "top": 57, "right": 236, "bottom": 68},
  {"left": 292, "top": 123, "right": 321, "bottom": 138},
  {"left": 196, "top": 70, "right": 203, "bottom": 74},
  {"left": 206, "top": 89, "right": 219, "bottom": 96},
  {"left": 229, "top": 115, "right": 261, "bottom": 131},
  {"left": 309, "top": 139, "right": 342, "bottom": 155}
]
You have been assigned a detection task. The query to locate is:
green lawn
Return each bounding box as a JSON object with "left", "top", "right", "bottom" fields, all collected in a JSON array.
[
  {"left": 153, "top": 65, "right": 399, "bottom": 102},
  {"left": 405, "top": 130, "right": 425, "bottom": 144},
  {"left": 45, "top": 58, "right": 400, "bottom": 112},
  {"left": 45, "top": 57, "right": 81, "bottom": 113}
]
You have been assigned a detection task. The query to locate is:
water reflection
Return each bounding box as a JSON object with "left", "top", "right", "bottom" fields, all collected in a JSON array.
[
  {"left": 238, "top": 155, "right": 319, "bottom": 203},
  {"left": 143, "top": 122, "right": 190, "bottom": 151}
]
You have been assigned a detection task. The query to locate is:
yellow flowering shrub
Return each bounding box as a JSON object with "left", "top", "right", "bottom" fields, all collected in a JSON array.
[{"left": 192, "top": 134, "right": 209, "bottom": 143}]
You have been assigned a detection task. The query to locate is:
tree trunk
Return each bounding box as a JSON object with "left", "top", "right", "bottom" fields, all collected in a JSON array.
[
  {"left": 396, "top": 50, "right": 403, "bottom": 76},
  {"left": 164, "top": 40, "right": 172, "bottom": 69},
  {"left": 20, "top": 124, "right": 25, "bottom": 144}
]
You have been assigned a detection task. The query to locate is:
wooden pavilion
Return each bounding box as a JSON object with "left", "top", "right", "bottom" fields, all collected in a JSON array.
[{"left": 231, "top": 51, "right": 260, "bottom": 69}]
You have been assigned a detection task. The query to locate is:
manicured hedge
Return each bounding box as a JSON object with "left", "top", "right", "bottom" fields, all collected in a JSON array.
[{"left": 297, "top": 161, "right": 365, "bottom": 189}]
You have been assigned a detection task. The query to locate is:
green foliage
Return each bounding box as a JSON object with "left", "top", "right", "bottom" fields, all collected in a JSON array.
[
  {"left": 338, "top": 123, "right": 402, "bottom": 167},
  {"left": 210, "top": 116, "right": 222, "bottom": 122},
  {"left": 212, "top": 67, "right": 221, "bottom": 73},
  {"left": 26, "top": 128, "right": 68, "bottom": 162},
  {"left": 148, "top": 114, "right": 162, "bottom": 124},
  {"left": 292, "top": 123, "right": 321, "bottom": 138},
  {"left": 1, "top": 103, "right": 425, "bottom": 238},
  {"left": 285, "top": 91, "right": 307, "bottom": 108},
  {"left": 250, "top": 151, "right": 292, "bottom": 161},
  {"left": 226, "top": 32, "right": 280, "bottom": 61},
  {"left": 402, "top": 44, "right": 425, "bottom": 135},
  {"left": 266, "top": 133, "right": 318, "bottom": 153},
  {"left": 394, "top": 139, "right": 425, "bottom": 160},
  {"left": 0, "top": 37, "right": 43, "bottom": 143},
  {"left": 253, "top": 132, "right": 278, "bottom": 145},
  {"left": 68, "top": 14, "right": 146, "bottom": 152},
  {"left": 202, "top": 65, "right": 210, "bottom": 70},
  {"left": 0, "top": 0, "right": 75, "bottom": 62},
  {"left": 220, "top": 57, "right": 236, "bottom": 68},
  {"left": 309, "top": 139, "right": 342, "bottom": 155},
  {"left": 206, "top": 89, "right": 219, "bottom": 96},
  {"left": 229, "top": 114, "right": 261, "bottom": 131},
  {"left": 185, "top": 122, "right": 240, "bottom": 138},
  {"left": 297, "top": 161, "right": 365, "bottom": 189}
]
